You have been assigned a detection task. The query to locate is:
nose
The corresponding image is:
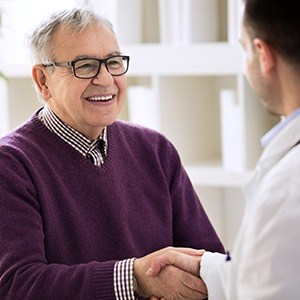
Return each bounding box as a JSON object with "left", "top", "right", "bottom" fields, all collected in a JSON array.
[{"left": 91, "top": 63, "right": 114, "bottom": 86}]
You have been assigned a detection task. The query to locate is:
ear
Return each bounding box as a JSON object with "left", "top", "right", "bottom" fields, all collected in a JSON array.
[
  {"left": 253, "top": 38, "right": 275, "bottom": 76},
  {"left": 32, "top": 65, "right": 51, "bottom": 100}
]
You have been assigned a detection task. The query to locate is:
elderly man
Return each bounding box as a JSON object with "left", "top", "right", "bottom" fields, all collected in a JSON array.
[{"left": 0, "top": 8, "right": 224, "bottom": 299}]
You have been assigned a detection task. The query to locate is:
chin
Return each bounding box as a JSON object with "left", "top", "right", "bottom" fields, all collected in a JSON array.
[{"left": 100, "top": 116, "right": 118, "bottom": 127}]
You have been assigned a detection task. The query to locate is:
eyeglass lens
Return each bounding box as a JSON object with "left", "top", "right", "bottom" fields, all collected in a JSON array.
[{"left": 74, "top": 56, "right": 128, "bottom": 78}]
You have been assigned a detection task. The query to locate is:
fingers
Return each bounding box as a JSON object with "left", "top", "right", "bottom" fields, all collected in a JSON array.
[
  {"left": 161, "top": 247, "right": 205, "bottom": 256},
  {"left": 147, "top": 250, "right": 203, "bottom": 276},
  {"left": 133, "top": 247, "right": 206, "bottom": 299},
  {"left": 180, "top": 269, "right": 208, "bottom": 297},
  {"left": 159, "top": 266, "right": 208, "bottom": 299}
]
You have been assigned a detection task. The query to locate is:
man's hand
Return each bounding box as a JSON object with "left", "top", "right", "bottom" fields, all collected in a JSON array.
[
  {"left": 146, "top": 247, "right": 205, "bottom": 277},
  {"left": 134, "top": 247, "right": 207, "bottom": 299}
]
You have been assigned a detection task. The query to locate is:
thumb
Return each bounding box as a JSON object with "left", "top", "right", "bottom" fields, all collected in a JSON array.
[{"left": 146, "top": 250, "right": 203, "bottom": 277}]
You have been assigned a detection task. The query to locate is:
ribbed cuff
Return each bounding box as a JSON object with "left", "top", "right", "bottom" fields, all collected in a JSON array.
[{"left": 93, "top": 260, "right": 117, "bottom": 300}]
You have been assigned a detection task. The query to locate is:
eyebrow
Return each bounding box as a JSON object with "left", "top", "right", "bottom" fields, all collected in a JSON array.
[{"left": 73, "top": 51, "right": 122, "bottom": 61}]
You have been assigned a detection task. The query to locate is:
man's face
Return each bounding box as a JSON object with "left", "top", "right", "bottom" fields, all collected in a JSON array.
[
  {"left": 240, "top": 23, "right": 264, "bottom": 96},
  {"left": 240, "top": 22, "right": 274, "bottom": 112},
  {"left": 44, "top": 23, "right": 127, "bottom": 139},
  {"left": 239, "top": 9, "right": 280, "bottom": 115}
]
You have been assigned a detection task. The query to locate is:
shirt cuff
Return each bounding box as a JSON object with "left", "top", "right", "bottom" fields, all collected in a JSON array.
[{"left": 113, "top": 258, "right": 136, "bottom": 300}]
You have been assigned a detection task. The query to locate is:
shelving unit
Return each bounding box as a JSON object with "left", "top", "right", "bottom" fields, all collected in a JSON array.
[{"left": 0, "top": 0, "right": 279, "bottom": 249}]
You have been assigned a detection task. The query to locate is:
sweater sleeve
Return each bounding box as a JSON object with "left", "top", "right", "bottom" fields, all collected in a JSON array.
[
  {"left": 165, "top": 142, "right": 225, "bottom": 253},
  {"left": 0, "top": 153, "right": 116, "bottom": 299}
]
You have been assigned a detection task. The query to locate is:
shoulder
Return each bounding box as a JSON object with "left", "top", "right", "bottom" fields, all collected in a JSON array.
[
  {"left": 0, "top": 110, "right": 50, "bottom": 159},
  {"left": 248, "top": 143, "right": 300, "bottom": 235},
  {"left": 112, "top": 119, "right": 163, "bottom": 136},
  {"left": 272, "top": 143, "right": 300, "bottom": 189},
  {"left": 110, "top": 120, "right": 174, "bottom": 149},
  {"left": 109, "top": 120, "right": 182, "bottom": 169}
]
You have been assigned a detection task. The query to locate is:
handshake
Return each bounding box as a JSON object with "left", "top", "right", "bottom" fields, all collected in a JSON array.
[{"left": 133, "top": 247, "right": 208, "bottom": 300}]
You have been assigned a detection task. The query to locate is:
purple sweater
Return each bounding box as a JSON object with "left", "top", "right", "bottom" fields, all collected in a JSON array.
[{"left": 0, "top": 111, "right": 224, "bottom": 299}]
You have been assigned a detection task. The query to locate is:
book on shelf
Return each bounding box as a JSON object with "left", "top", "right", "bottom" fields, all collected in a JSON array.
[
  {"left": 220, "top": 89, "right": 245, "bottom": 172},
  {"left": 127, "top": 86, "right": 160, "bottom": 132}
]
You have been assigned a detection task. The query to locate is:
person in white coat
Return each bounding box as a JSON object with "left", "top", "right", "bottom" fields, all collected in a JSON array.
[{"left": 141, "top": 0, "right": 300, "bottom": 298}]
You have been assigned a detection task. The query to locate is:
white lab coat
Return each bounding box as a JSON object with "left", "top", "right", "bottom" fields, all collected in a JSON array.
[{"left": 201, "top": 114, "right": 300, "bottom": 299}]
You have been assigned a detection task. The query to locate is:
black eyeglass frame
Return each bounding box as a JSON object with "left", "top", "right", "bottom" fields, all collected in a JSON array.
[{"left": 42, "top": 55, "right": 130, "bottom": 79}]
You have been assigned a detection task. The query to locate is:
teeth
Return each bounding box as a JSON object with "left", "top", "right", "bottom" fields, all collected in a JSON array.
[{"left": 88, "top": 95, "right": 113, "bottom": 101}]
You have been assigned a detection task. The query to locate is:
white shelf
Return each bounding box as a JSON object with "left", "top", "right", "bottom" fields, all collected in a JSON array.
[
  {"left": 123, "top": 43, "right": 243, "bottom": 76},
  {"left": 0, "top": 43, "right": 243, "bottom": 78},
  {"left": 0, "top": 63, "right": 32, "bottom": 78}
]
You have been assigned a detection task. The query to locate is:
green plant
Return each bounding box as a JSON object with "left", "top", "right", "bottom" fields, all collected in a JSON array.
[{"left": 0, "top": 69, "right": 6, "bottom": 80}]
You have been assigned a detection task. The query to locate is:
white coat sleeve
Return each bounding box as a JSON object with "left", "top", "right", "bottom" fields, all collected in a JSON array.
[{"left": 200, "top": 252, "right": 227, "bottom": 300}]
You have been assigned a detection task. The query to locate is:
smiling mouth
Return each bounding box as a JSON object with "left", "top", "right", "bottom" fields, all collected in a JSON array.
[{"left": 86, "top": 95, "right": 115, "bottom": 102}]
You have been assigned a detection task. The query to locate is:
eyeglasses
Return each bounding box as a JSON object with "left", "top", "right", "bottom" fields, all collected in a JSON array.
[{"left": 42, "top": 55, "right": 130, "bottom": 79}]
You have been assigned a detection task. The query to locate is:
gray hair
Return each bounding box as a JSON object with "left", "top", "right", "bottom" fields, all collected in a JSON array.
[{"left": 28, "top": 8, "right": 115, "bottom": 64}]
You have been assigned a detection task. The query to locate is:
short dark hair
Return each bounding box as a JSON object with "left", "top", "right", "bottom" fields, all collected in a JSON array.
[{"left": 243, "top": 0, "right": 300, "bottom": 65}]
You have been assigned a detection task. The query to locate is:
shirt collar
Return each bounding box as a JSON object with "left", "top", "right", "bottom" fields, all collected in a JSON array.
[
  {"left": 261, "top": 107, "right": 300, "bottom": 148},
  {"left": 39, "top": 104, "right": 107, "bottom": 158}
]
